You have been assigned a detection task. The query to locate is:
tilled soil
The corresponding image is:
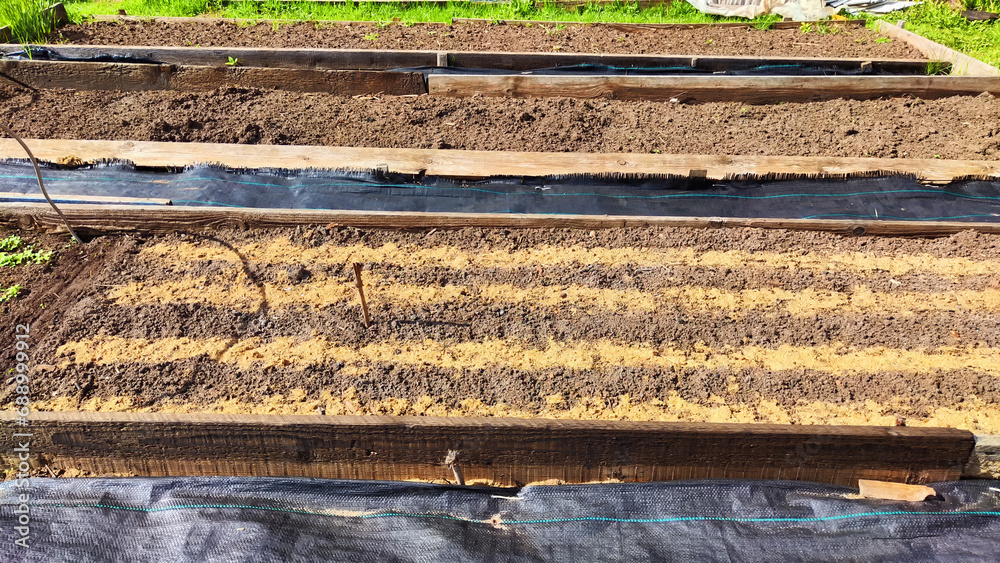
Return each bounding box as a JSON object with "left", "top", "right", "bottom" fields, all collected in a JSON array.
[
  {"left": 52, "top": 20, "right": 922, "bottom": 59},
  {"left": 3, "top": 226, "right": 1000, "bottom": 435},
  {"left": 2, "top": 83, "right": 998, "bottom": 158}
]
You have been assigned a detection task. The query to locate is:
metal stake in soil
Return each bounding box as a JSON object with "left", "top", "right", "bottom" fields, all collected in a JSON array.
[{"left": 353, "top": 262, "right": 371, "bottom": 328}]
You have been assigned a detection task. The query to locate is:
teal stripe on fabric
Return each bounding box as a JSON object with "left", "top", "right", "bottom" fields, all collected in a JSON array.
[{"left": 31, "top": 503, "right": 1000, "bottom": 527}]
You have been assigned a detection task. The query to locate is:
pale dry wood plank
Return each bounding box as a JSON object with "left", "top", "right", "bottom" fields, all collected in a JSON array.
[
  {"left": 1, "top": 139, "right": 997, "bottom": 182},
  {"left": 858, "top": 479, "right": 937, "bottom": 501}
]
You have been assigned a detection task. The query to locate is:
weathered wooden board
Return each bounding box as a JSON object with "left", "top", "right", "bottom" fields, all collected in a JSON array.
[
  {"left": 0, "top": 45, "right": 441, "bottom": 70},
  {"left": 452, "top": 17, "right": 867, "bottom": 29},
  {"left": 428, "top": 74, "right": 1000, "bottom": 102},
  {"left": 0, "top": 412, "right": 975, "bottom": 486},
  {"left": 445, "top": 51, "right": 930, "bottom": 73},
  {"left": 2, "top": 139, "right": 997, "bottom": 182},
  {"left": 88, "top": 14, "right": 864, "bottom": 31},
  {"left": 0, "top": 45, "right": 930, "bottom": 74},
  {"left": 0, "top": 60, "right": 426, "bottom": 95},
  {"left": 5, "top": 203, "right": 1000, "bottom": 237},
  {"left": 876, "top": 20, "right": 999, "bottom": 77}
]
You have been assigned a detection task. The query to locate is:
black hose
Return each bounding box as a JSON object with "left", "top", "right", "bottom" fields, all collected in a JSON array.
[{"left": 0, "top": 122, "right": 82, "bottom": 243}]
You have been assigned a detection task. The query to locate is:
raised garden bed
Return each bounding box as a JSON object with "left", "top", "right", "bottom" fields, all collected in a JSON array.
[
  {"left": 54, "top": 18, "right": 921, "bottom": 59},
  {"left": 2, "top": 82, "right": 999, "bottom": 159}
]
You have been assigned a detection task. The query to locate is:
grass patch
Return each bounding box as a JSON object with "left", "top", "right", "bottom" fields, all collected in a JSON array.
[
  {"left": 0, "top": 235, "right": 53, "bottom": 267},
  {"left": 864, "top": 2, "right": 1000, "bottom": 68},
  {"left": 63, "top": 0, "right": 783, "bottom": 27},
  {"left": 0, "top": 0, "right": 57, "bottom": 43}
]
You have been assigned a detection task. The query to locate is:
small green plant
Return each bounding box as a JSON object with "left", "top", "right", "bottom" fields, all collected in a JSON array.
[
  {"left": 926, "top": 60, "right": 950, "bottom": 75},
  {"left": 799, "top": 22, "right": 813, "bottom": 33},
  {"left": 875, "top": 37, "right": 892, "bottom": 44},
  {"left": 0, "top": 285, "right": 21, "bottom": 304},
  {"left": 0, "top": 235, "right": 52, "bottom": 267},
  {"left": 705, "top": 38, "right": 713, "bottom": 45},
  {"left": 814, "top": 22, "right": 841, "bottom": 35},
  {"left": 0, "top": 235, "right": 22, "bottom": 252},
  {"left": 226, "top": 56, "right": 240, "bottom": 66},
  {"left": 363, "top": 31, "right": 379, "bottom": 41}
]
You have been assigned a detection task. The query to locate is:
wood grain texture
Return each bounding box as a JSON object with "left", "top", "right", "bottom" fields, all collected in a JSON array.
[
  {"left": 428, "top": 74, "right": 1000, "bottom": 103},
  {"left": 2, "top": 139, "right": 997, "bottom": 182},
  {"left": 876, "top": 20, "right": 999, "bottom": 77},
  {"left": 451, "top": 18, "right": 866, "bottom": 29},
  {"left": 445, "top": 51, "right": 929, "bottom": 73},
  {"left": 0, "top": 45, "right": 441, "bottom": 70},
  {"left": 0, "top": 412, "right": 975, "bottom": 485},
  {"left": 5, "top": 203, "right": 1000, "bottom": 237},
  {"left": 858, "top": 479, "right": 937, "bottom": 501},
  {"left": 0, "top": 45, "right": 927, "bottom": 74},
  {"left": 0, "top": 60, "right": 426, "bottom": 95}
]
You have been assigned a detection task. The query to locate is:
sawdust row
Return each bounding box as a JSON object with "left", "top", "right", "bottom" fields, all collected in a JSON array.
[
  {"left": 56, "top": 336, "right": 1000, "bottom": 376},
  {"left": 32, "top": 389, "right": 1000, "bottom": 435},
  {"left": 141, "top": 239, "right": 1000, "bottom": 278},
  {"left": 107, "top": 271, "right": 1000, "bottom": 316}
]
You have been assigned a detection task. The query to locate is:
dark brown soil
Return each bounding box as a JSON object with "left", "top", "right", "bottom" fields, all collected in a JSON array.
[
  {"left": 3, "top": 226, "right": 1000, "bottom": 432},
  {"left": 52, "top": 20, "right": 922, "bottom": 59},
  {"left": 2, "top": 83, "right": 999, "bottom": 158}
]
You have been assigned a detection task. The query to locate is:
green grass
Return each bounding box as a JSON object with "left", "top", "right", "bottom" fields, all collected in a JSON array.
[
  {"left": 0, "top": 235, "right": 53, "bottom": 267},
  {"left": 863, "top": 1, "right": 1000, "bottom": 67},
  {"left": 64, "top": 0, "right": 783, "bottom": 27},
  {"left": 0, "top": 0, "right": 57, "bottom": 42}
]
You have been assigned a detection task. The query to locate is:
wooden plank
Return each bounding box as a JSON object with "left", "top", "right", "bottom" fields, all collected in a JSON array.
[
  {"left": 446, "top": 51, "right": 930, "bottom": 73},
  {"left": 0, "top": 411, "right": 975, "bottom": 486},
  {"left": 86, "top": 14, "right": 864, "bottom": 31},
  {"left": 44, "top": 2, "right": 69, "bottom": 28},
  {"left": 88, "top": 14, "right": 452, "bottom": 27},
  {"left": 0, "top": 45, "right": 929, "bottom": 74},
  {"left": 858, "top": 479, "right": 937, "bottom": 501},
  {"left": 1, "top": 139, "right": 997, "bottom": 182},
  {"left": 965, "top": 435, "right": 1000, "bottom": 478},
  {"left": 0, "top": 60, "right": 426, "bottom": 95},
  {"left": 0, "top": 192, "right": 171, "bottom": 206},
  {"left": 451, "top": 18, "right": 866, "bottom": 29},
  {"left": 428, "top": 74, "right": 1000, "bottom": 103},
  {"left": 0, "top": 45, "right": 440, "bottom": 70},
  {"left": 5, "top": 203, "right": 1000, "bottom": 237},
  {"left": 876, "top": 20, "right": 999, "bottom": 77}
]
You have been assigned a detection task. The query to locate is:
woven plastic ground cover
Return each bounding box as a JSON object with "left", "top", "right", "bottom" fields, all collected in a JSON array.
[
  {"left": 1, "top": 477, "right": 998, "bottom": 561},
  {"left": 3, "top": 160, "right": 1000, "bottom": 222}
]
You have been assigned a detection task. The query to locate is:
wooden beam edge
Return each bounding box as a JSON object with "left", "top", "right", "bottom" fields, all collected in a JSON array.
[
  {"left": 876, "top": 20, "right": 999, "bottom": 77},
  {"left": 0, "top": 44, "right": 930, "bottom": 69},
  {"left": 4, "top": 204, "right": 1000, "bottom": 237},
  {"left": 1, "top": 139, "right": 998, "bottom": 182},
  {"left": 0, "top": 411, "right": 977, "bottom": 485},
  {"left": 965, "top": 435, "right": 1000, "bottom": 478}
]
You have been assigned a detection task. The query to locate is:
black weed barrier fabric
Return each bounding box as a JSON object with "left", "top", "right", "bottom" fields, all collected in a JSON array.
[
  {"left": 0, "top": 478, "right": 998, "bottom": 562},
  {"left": 3, "top": 160, "right": 1000, "bottom": 222}
]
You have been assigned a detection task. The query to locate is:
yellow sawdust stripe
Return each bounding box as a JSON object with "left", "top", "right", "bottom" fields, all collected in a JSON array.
[
  {"left": 33, "top": 390, "right": 1000, "bottom": 436},
  {"left": 140, "top": 238, "right": 1000, "bottom": 278},
  {"left": 107, "top": 273, "right": 467, "bottom": 310},
  {"left": 56, "top": 336, "right": 1000, "bottom": 376},
  {"left": 108, "top": 273, "right": 1000, "bottom": 316}
]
